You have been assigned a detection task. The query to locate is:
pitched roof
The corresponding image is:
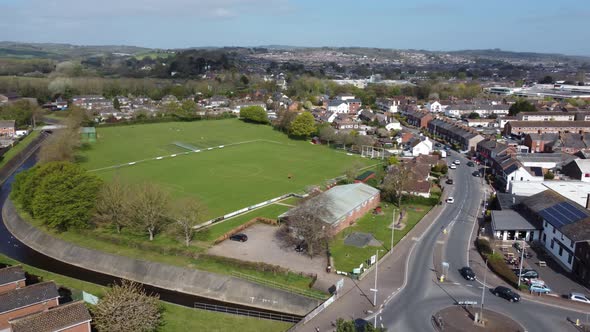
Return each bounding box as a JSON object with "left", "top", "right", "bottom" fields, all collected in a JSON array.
[
  {"left": 509, "top": 121, "right": 590, "bottom": 128},
  {"left": 0, "top": 120, "right": 16, "bottom": 128},
  {"left": 10, "top": 301, "right": 91, "bottom": 332},
  {"left": 280, "top": 183, "right": 380, "bottom": 225},
  {"left": 0, "top": 266, "right": 25, "bottom": 286},
  {"left": 0, "top": 282, "right": 59, "bottom": 314}
]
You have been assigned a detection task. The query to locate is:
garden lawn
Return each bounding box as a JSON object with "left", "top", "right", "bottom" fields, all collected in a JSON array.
[
  {"left": 0, "top": 254, "right": 291, "bottom": 332},
  {"left": 0, "top": 131, "right": 39, "bottom": 169},
  {"left": 330, "top": 203, "right": 434, "bottom": 273},
  {"left": 79, "top": 119, "right": 378, "bottom": 218}
]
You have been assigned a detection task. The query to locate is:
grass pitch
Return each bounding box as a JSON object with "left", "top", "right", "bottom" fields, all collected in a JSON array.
[{"left": 80, "top": 119, "right": 378, "bottom": 217}]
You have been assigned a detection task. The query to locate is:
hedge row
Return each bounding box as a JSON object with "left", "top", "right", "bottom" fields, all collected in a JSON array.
[
  {"left": 213, "top": 217, "right": 278, "bottom": 245},
  {"left": 476, "top": 238, "right": 519, "bottom": 288},
  {"left": 98, "top": 113, "right": 236, "bottom": 128}
]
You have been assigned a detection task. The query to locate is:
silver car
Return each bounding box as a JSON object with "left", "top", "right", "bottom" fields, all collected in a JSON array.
[{"left": 569, "top": 292, "right": 590, "bottom": 304}]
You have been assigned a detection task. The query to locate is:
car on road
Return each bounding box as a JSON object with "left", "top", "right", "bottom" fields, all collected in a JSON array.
[
  {"left": 492, "top": 286, "right": 520, "bottom": 302},
  {"left": 229, "top": 233, "right": 248, "bottom": 242},
  {"left": 467, "top": 161, "right": 475, "bottom": 167},
  {"left": 435, "top": 143, "right": 442, "bottom": 148},
  {"left": 449, "top": 164, "right": 457, "bottom": 169},
  {"left": 459, "top": 267, "right": 476, "bottom": 281},
  {"left": 446, "top": 197, "right": 455, "bottom": 204},
  {"left": 446, "top": 178, "right": 454, "bottom": 185},
  {"left": 569, "top": 292, "right": 590, "bottom": 304},
  {"left": 444, "top": 145, "right": 450, "bottom": 150},
  {"left": 454, "top": 160, "right": 461, "bottom": 165},
  {"left": 529, "top": 284, "right": 551, "bottom": 294},
  {"left": 472, "top": 171, "right": 481, "bottom": 177}
]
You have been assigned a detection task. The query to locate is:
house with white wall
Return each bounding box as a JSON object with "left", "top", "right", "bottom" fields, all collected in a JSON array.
[
  {"left": 427, "top": 101, "right": 443, "bottom": 113},
  {"left": 411, "top": 137, "right": 433, "bottom": 157},
  {"left": 328, "top": 100, "right": 350, "bottom": 114}
]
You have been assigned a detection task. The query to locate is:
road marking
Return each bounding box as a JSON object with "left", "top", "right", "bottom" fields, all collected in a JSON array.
[
  {"left": 436, "top": 240, "right": 445, "bottom": 244},
  {"left": 466, "top": 284, "right": 473, "bottom": 287},
  {"left": 412, "top": 237, "right": 420, "bottom": 242},
  {"left": 453, "top": 282, "right": 461, "bottom": 285}
]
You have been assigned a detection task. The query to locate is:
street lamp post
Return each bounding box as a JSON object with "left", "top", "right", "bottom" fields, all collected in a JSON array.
[
  {"left": 373, "top": 249, "right": 379, "bottom": 306},
  {"left": 391, "top": 208, "right": 396, "bottom": 252},
  {"left": 517, "top": 238, "right": 526, "bottom": 288},
  {"left": 479, "top": 258, "right": 488, "bottom": 324}
]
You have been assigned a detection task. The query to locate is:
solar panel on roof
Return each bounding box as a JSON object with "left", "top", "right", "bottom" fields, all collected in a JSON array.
[
  {"left": 539, "top": 209, "right": 566, "bottom": 228},
  {"left": 553, "top": 204, "right": 579, "bottom": 221},
  {"left": 561, "top": 202, "right": 589, "bottom": 219}
]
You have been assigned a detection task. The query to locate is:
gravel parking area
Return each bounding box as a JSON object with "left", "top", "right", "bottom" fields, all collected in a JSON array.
[{"left": 208, "top": 223, "right": 339, "bottom": 288}]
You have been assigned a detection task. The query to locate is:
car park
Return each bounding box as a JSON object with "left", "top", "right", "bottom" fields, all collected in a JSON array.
[
  {"left": 492, "top": 286, "right": 520, "bottom": 302},
  {"left": 569, "top": 293, "right": 590, "bottom": 304},
  {"left": 459, "top": 267, "right": 476, "bottom": 281},
  {"left": 446, "top": 197, "right": 455, "bottom": 204},
  {"left": 229, "top": 233, "right": 248, "bottom": 242},
  {"left": 446, "top": 178, "right": 454, "bottom": 185},
  {"left": 529, "top": 284, "right": 551, "bottom": 294}
]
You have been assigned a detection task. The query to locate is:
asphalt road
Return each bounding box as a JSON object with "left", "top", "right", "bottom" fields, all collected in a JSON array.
[{"left": 378, "top": 151, "right": 583, "bottom": 332}]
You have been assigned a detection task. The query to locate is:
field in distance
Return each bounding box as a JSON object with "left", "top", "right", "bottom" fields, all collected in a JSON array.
[{"left": 79, "top": 119, "right": 378, "bottom": 218}]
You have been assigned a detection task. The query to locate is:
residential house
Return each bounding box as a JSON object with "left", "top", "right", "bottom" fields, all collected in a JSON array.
[
  {"left": 562, "top": 159, "right": 590, "bottom": 182},
  {"left": 347, "top": 99, "right": 362, "bottom": 114},
  {"left": 518, "top": 111, "right": 576, "bottom": 122},
  {"left": 519, "top": 190, "right": 590, "bottom": 285},
  {"left": 358, "top": 110, "right": 376, "bottom": 123},
  {"left": 9, "top": 301, "right": 92, "bottom": 332},
  {"left": 71, "top": 95, "right": 112, "bottom": 111},
  {"left": 411, "top": 137, "right": 433, "bottom": 157},
  {"left": 0, "top": 266, "right": 25, "bottom": 294},
  {"left": 376, "top": 98, "right": 400, "bottom": 113},
  {"left": 333, "top": 116, "right": 360, "bottom": 130},
  {"left": 233, "top": 102, "right": 267, "bottom": 114},
  {"left": 504, "top": 121, "right": 590, "bottom": 136},
  {"left": 0, "top": 120, "right": 16, "bottom": 138},
  {"left": 426, "top": 101, "right": 443, "bottom": 113},
  {"left": 523, "top": 133, "right": 559, "bottom": 153},
  {"left": 385, "top": 119, "right": 402, "bottom": 131},
  {"left": 207, "top": 95, "right": 230, "bottom": 108},
  {"left": 427, "top": 118, "right": 484, "bottom": 151},
  {"left": 405, "top": 110, "right": 433, "bottom": 129},
  {"left": 42, "top": 98, "right": 68, "bottom": 111},
  {"left": 0, "top": 282, "right": 59, "bottom": 331},
  {"left": 465, "top": 118, "right": 496, "bottom": 128},
  {"left": 327, "top": 100, "right": 349, "bottom": 114},
  {"left": 551, "top": 133, "right": 590, "bottom": 155}
]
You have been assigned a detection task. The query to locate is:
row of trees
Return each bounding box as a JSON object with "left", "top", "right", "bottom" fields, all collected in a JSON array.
[{"left": 95, "top": 178, "right": 207, "bottom": 245}]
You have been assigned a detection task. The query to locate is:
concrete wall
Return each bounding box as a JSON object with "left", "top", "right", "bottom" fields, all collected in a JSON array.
[{"left": 2, "top": 200, "right": 320, "bottom": 316}]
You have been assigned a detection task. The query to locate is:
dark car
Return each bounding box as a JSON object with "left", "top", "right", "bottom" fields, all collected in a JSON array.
[
  {"left": 435, "top": 143, "right": 442, "bottom": 148},
  {"left": 459, "top": 267, "right": 476, "bottom": 281},
  {"left": 492, "top": 286, "right": 520, "bottom": 302},
  {"left": 446, "top": 178, "right": 454, "bottom": 185},
  {"left": 472, "top": 171, "right": 481, "bottom": 177},
  {"left": 295, "top": 241, "right": 307, "bottom": 252},
  {"left": 466, "top": 161, "right": 475, "bottom": 167},
  {"left": 229, "top": 233, "right": 248, "bottom": 242}
]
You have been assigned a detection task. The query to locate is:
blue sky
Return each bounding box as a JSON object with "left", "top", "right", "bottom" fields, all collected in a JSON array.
[{"left": 0, "top": 0, "right": 589, "bottom": 55}]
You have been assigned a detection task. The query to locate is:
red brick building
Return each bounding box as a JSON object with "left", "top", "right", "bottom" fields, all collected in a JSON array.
[
  {"left": 10, "top": 301, "right": 92, "bottom": 332},
  {"left": 280, "top": 183, "right": 380, "bottom": 235},
  {"left": 0, "top": 266, "right": 26, "bottom": 295},
  {"left": 0, "top": 282, "right": 60, "bottom": 330},
  {"left": 405, "top": 110, "right": 433, "bottom": 129}
]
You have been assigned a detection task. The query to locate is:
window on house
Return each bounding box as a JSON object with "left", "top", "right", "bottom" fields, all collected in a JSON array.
[
  {"left": 568, "top": 254, "right": 573, "bottom": 264},
  {"left": 551, "top": 240, "right": 555, "bottom": 249},
  {"left": 542, "top": 233, "right": 546, "bottom": 242},
  {"left": 544, "top": 221, "right": 547, "bottom": 227},
  {"left": 571, "top": 240, "right": 574, "bottom": 248},
  {"left": 553, "top": 226, "right": 556, "bottom": 234},
  {"left": 559, "top": 247, "right": 563, "bottom": 256}
]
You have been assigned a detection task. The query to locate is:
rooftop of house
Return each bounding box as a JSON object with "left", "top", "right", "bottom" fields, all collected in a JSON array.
[
  {"left": 0, "top": 266, "right": 25, "bottom": 287},
  {"left": 508, "top": 121, "right": 590, "bottom": 128},
  {"left": 496, "top": 193, "right": 526, "bottom": 210},
  {"left": 526, "top": 133, "right": 559, "bottom": 142},
  {"left": 9, "top": 301, "right": 91, "bottom": 332},
  {"left": 0, "top": 282, "right": 59, "bottom": 314},
  {"left": 0, "top": 120, "right": 16, "bottom": 128}
]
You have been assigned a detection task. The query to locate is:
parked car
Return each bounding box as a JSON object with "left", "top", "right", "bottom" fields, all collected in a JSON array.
[
  {"left": 446, "top": 197, "right": 455, "bottom": 204},
  {"left": 454, "top": 160, "right": 461, "bottom": 165},
  {"left": 529, "top": 284, "right": 551, "bottom": 294},
  {"left": 472, "top": 171, "right": 481, "bottom": 177},
  {"left": 514, "top": 269, "right": 539, "bottom": 279},
  {"left": 492, "top": 286, "right": 520, "bottom": 302},
  {"left": 524, "top": 278, "right": 546, "bottom": 286},
  {"left": 435, "top": 143, "right": 442, "bottom": 148},
  {"left": 467, "top": 161, "right": 475, "bottom": 167},
  {"left": 459, "top": 267, "right": 476, "bottom": 281},
  {"left": 449, "top": 164, "right": 457, "bottom": 169},
  {"left": 513, "top": 242, "right": 523, "bottom": 252},
  {"left": 569, "top": 292, "right": 590, "bottom": 304},
  {"left": 229, "top": 233, "right": 248, "bottom": 242},
  {"left": 446, "top": 178, "right": 454, "bottom": 185}
]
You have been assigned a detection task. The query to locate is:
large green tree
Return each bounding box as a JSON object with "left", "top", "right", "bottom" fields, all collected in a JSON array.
[
  {"left": 12, "top": 162, "right": 102, "bottom": 231},
  {"left": 289, "top": 112, "right": 316, "bottom": 138},
  {"left": 239, "top": 105, "right": 268, "bottom": 124},
  {"left": 509, "top": 100, "right": 536, "bottom": 116}
]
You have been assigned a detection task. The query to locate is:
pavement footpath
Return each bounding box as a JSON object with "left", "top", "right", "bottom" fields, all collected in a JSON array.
[{"left": 298, "top": 202, "right": 447, "bottom": 332}]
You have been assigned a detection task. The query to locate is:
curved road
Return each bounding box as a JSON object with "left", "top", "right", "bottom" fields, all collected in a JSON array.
[{"left": 379, "top": 151, "right": 582, "bottom": 332}]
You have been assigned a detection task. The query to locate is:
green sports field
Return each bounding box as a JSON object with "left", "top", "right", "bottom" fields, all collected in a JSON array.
[{"left": 80, "top": 119, "right": 379, "bottom": 218}]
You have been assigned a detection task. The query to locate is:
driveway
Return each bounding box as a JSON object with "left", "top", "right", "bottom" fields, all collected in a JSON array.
[{"left": 207, "top": 223, "right": 340, "bottom": 290}]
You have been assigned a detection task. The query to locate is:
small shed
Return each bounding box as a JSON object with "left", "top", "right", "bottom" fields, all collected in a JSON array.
[
  {"left": 354, "top": 171, "right": 376, "bottom": 184},
  {"left": 80, "top": 127, "right": 97, "bottom": 143}
]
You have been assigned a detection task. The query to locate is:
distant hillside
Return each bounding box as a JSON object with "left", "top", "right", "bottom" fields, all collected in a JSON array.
[
  {"left": 448, "top": 49, "right": 590, "bottom": 63},
  {"left": 0, "top": 42, "right": 152, "bottom": 60}
]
